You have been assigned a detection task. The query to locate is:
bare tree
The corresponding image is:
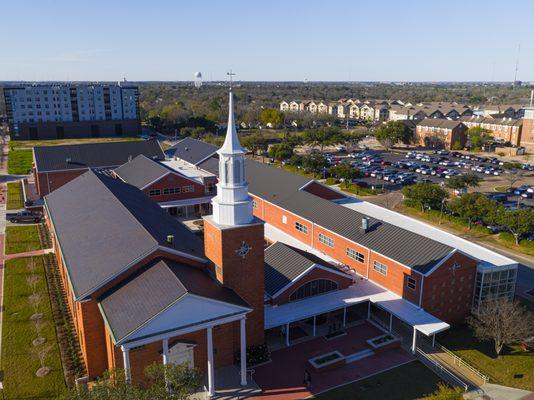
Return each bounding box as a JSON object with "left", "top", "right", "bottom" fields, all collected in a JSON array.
[
  {"left": 502, "top": 162, "right": 524, "bottom": 190},
  {"left": 28, "top": 292, "right": 42, "bottom": 314},
  {"left": 27, "top": 257, "right": 37, "bottom": 274},
  {"left": 26, "top": 274, "right": 40, "bottom": 293},
  {"left": 467, "top": 298, "right": 534, "bottom": 357},
  {"left": 32, "top": 318, "right": 46, "bottom": 337}
]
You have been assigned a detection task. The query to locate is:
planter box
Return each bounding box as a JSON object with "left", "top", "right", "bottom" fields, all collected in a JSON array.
[
  {"left": 308, "top": 351, "right": 345, "bottom": 371},
  {"left": 366, "top": 333, "right": 401, "bottom": 353}
]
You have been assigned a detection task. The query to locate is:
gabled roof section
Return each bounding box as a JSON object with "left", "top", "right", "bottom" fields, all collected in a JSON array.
[
  {"left": 165, "top": 137, "right": 218, "bottom": 166},
  {"left": 114, "top": 154, "right": 172, "bottom": 189},
  {"left": 34, "top": 140, "right": 164, "bottom": 172},
  {"left": 265, "top": 242, "right": 350, "bottom": 297},
  {"left": 99, "top": 258, "right": 249, "bottom": 343},
  {"left": 417, "top": 118, "right": 465, "bottom": 130},
  {"left": 45, "top": 170, "right": 205, "bottom": 299}
]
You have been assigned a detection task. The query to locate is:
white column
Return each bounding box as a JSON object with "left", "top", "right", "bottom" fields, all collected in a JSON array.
[
  {"left": 240, "top": 318, "right": 247, "bottom": 386},
  {"left": 367, "top": 302, "right": 371, "bottom": 319},
  {"left": 411, "top": 327, "right": 417, "bottom": 354},
  {"left": 432, "top": 334, "right": 436, "bottom": 347},
  {"left": 312, "top": 316, "right": 316, "bottom": 336},
  {"left": 285, "top": 323, "right": 290, "bottom": 346},
  {"left": 343, "top": 307, "right": 347, "bottom": 327},
  {"left": 121, "top": 346, "right": 131, "bottom": 382},
  {"left": 162, "top": 338, "right": 169, "bottom": 365},
  {"left": 389, "top": 313, "right": 393, "bottom": 332},
  {"left": 207, "top": 327, "right": 215, "bottom": 397}
]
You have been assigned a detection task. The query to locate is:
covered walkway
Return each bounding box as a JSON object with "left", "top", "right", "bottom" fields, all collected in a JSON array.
[{"left": 265, "top": 278, "right": 449, "bottom": 352}]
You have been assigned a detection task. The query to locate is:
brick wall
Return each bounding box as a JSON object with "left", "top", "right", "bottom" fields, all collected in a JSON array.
[
  {"left": 204, "top": 219, "right": 265, "bottom": 346},
  {"left": 421, "top": 252, "right": 477, "bottom": 324},
  {"left": 37, "top": 169, "right": 88, "bottom": 196},
  {"left": 521, "top": 117, "right": 534, "bottom": 151},
  {"left": 143, "top": 173, "right": 207, "bottom": 203}
]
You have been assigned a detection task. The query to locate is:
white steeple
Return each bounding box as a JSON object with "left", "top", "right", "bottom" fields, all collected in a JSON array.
[{"left": 211, "top": 90, "right": 253, "bottom": 226}]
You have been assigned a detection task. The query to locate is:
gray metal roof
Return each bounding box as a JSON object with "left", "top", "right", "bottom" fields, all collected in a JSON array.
[
  {"left": 165, "top": 137, "right": 218, "bottom": 166},
  {"left": 34, "top": 140, "right": 164, "bottom": 172},
  {"left": 114, "top": 154, "right": 172, "bottom": 189},
  {"left": 99, "top": 258, "right": 249, "bottom": 343},
  {"left": 45, "top": 170, "right": 205, "bottom": 299},
  {"left": 264, "top": 242, "right": 348, "bottom": 297},
  {"left": 417, "top": 119, "right": 465, "bottom": 130},
  {"left": 200, "top": 154, "right": 453, "bottom": 274}
]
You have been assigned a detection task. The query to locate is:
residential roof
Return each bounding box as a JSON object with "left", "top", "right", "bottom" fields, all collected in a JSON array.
[
  {"left": 264, "top": 242, "right": 349, "bottom": 297},
  {"left": 34, "top": 140, "right": 164, "bottom": 172},
  {"left": 417, "top": 118, "right": 465, "bottom": 130},
  {"left": 198, "top": 150, "right": 454, "bottom": 274},
  {"left": 45, "top": 170, "right": 205, "bottom": 299},
  {"left": 114, "top": 154, "right": 172, "bottom": 189},
  {"left": 99, "top": 258, "right": 249, "bottom": 343},
  {"left": 165, "top": 137, "right": 218, "bottom": 165}
]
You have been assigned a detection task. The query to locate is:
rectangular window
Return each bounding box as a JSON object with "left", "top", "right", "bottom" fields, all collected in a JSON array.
[
  {"left": 295, "top": 222, "right": 308, "bottom": 234},
  {"left": 182, "top": 185, "right": 194, "bottom": 193},
  {"left": 148, "top": 189, "right": 161, "bottom": 196},
  {"left": 373, "top": 261, "right": 387, "bottom": 276},
  {"left": 252, "top": 200, "right": 258, "bottom": 209},
  {"left": 407, "top": 276, "right": 417, "bottom": 290},
  {"left": 282, "top": 215, "right": 287, "bottom": 224},
  {"left": 318, "top": 233, "right": 334, "bottom": 247},
  {"left": 346, "top": 247, "right": 365, "bottom": 263}
]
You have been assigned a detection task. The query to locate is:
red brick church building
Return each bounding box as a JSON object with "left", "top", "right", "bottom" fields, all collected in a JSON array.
[{"left": 43, "top": 91, "right": 518, "bottom": 397}]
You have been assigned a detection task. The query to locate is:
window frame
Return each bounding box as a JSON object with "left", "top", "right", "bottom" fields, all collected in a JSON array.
[
  {"left": 346, "top": 247, "right": 365, "bottom": 263},
  {"left": 295, "top": 221, "right": 308, "bottom": 235},
  {"left": 318, "top": 233, "right": 334, "bottom": 248},
  {"left": 373, "top": 260, "right": 388, "bottom": 276},
  {"left": 406, "top": 276, "right": 417, "bottom": 291}
]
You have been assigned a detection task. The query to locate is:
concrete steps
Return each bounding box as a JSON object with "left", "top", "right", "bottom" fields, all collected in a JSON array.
[{"left": 345, "top": 348, "right": 374, "bottom": 363}]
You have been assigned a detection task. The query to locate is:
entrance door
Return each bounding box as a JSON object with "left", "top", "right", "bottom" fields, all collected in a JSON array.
[{"left": 168, "top": 343, "right": 194, "bottom": 368}]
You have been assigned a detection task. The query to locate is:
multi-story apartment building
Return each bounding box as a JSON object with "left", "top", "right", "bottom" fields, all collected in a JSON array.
[
  {"left": 460, "top": 115, "right": 523, "bottom": 146},
  {"left": 521, "top": 107, "right": 534, "bottom": 151},
  {"left": 3, "top": 81, "right": 141, "bottom": 140},
  {"left": 415, "top": 119, "right": 468, "bottom": 149}
]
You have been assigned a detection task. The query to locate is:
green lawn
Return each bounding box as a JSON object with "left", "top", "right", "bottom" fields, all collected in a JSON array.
[
  {"left": 316, "top": 361, "right": 444, "bottom": 400},
  {"left": 438, "top": 324, "right": 534, "bottom": 391},
  {"left": 7, "top": 149, "right": 33, "bottom": 175},
  {"left": 1, "top": 257, "right": 66, "bottom": 398},
  {"left": 6, "top": 181, "right": 24, "bottom": 210},
  {"left": 5, "top": 225, "right": 42, "bottom": 254}
]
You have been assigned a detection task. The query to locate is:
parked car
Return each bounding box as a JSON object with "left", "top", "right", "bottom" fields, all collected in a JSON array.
[{"left": 6, "top": 210, "right": 42, "bottom": 223}]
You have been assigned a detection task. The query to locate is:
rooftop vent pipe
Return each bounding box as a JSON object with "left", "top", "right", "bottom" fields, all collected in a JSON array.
[
  {"left": 167, "top": 234, "right": 174, "bottom": 244},
  {"left": 361, "top": 217, "right": 369, "bottom": 233}
]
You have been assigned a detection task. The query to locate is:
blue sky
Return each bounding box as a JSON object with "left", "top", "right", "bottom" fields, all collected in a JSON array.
[{"left": 1, "top": 0, "right": 533, "bottom": 82}]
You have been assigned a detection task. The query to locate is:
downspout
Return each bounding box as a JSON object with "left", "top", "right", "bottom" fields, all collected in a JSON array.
[{"left": 418, "top": 275, "right": 425, "bottom": 308}]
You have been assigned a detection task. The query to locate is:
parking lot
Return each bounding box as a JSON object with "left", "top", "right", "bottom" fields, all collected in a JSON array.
[{"left": 327, "top": 149, "right": 534, "bottom": 209}]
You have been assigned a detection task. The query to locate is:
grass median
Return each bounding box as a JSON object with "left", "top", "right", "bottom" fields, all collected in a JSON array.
[
  {"left": 6, "top": 181, "right": 24, "bottom": 210},
  {"left": 7, "top": 149, "right": 33, "bottom": 175},
  {"left": 5, "top": 225, "right": 43, "bottom": 255},
  {"left": 1, "top": 256, "right": 66, "bottom": 399}
]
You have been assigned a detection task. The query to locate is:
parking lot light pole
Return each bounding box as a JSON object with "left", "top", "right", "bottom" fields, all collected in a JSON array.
[{"left": 439, "top": 199, "right": 446, "bottom": 225}]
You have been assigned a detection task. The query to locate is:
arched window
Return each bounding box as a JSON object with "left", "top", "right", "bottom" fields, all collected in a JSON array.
[
  {"left": 233, "top": 158, "right": 241, "bottom": 183},
  {"left": 289, "top": 279, "right": 338, "bottom": 302},
  {"left": 223, "top": 159, "right": 230, "bottom": 184}
]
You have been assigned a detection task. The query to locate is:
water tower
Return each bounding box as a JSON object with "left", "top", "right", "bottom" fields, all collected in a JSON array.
[{"left": 194, "top": 71, "right": 203, "bottom": 88}]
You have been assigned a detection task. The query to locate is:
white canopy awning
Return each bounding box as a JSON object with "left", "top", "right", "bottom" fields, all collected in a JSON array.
[{"left": 265, "top": 279, "right": 449, "bottom": 336}]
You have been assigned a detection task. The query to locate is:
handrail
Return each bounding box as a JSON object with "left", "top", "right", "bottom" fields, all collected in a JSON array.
[
  {"left": 416, "top": 348, "right": 469, "bottom": 392},
  {"left": 421, "top": 338, "right": 490, "bottom": 384}
]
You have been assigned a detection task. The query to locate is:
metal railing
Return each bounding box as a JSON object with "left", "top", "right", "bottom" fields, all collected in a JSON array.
[
  {"left": 421, "top": 337, "right": 490, "bottom": 384},
  {"left": 415, "top": 348, "right": 469, "bottom": 392}
]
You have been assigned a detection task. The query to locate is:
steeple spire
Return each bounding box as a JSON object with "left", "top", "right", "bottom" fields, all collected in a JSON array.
[
  {"left": 211, "top": 88, "right": 253, "bottom": 226},
  {"left": 218, "top": 90, "right": 246, "bottom": 155}
]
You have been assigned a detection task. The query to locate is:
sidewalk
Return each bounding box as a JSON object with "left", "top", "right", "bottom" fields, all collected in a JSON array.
[{"left": 2, "top": 248, "right": 53, "bottom": 262}]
